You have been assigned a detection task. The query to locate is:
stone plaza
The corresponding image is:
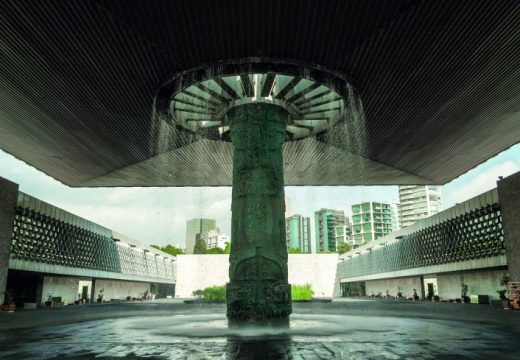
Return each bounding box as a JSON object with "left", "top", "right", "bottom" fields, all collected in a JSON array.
[{"left": 1, "top": 300, "right": 520, "bottom": 359}]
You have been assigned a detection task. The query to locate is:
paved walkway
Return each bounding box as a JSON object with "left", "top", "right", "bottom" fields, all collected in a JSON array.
[{"left": 1, "top": 299, "right": 519, "bottom": 359}]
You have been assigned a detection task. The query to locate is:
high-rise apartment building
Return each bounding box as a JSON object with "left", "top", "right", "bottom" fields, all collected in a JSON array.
[
  {"left": 389, "top": 202, "right": 402, "bottom": 232},
  {"left": 351, "top": 202, "right": 393, "bottom": 245},
  {"left": 399, "top": 186, "right": 442, "bottom": 228},
  {"left": 334, "top": 221, "right": 352, "bottom": 247},
  {"left": 315, "top": 209, "right": 346, "bottom": 253},
  {"left": 285, "top": 197, "right": 294, "bottom": 217},
  {"left": 185, "top": 218, "right": 217, "bottom": 254},
  {"left": 285, "top": 214, "right": 311, "bottom": 253},
  {"left": 201, "top": 229, "right": 229, "bottom": 250}
]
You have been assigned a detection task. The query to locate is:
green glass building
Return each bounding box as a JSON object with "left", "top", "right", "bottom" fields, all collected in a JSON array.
[
  {"left": 314, "top": 209, "right": 346, "bottom": 253},
  {"left": 351, "top": 202, "right": 393, "bottom": 246},
  {"left": 285, "top": 215, "right": 311, "bottom": 253}
]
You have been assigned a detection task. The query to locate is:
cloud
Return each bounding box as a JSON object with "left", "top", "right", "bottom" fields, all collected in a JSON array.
[
  {"left": 55, "top": 187, "right": 233, "bottom": 247},
  {"left": 0, "top": 150, "right": 233, "bottom": 247},
  {"left": 444, "top": 160, "right": 520, "bottom": 207}
]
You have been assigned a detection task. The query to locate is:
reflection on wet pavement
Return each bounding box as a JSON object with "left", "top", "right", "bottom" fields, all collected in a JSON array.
[{"left": 1, "top": 313, "right": 516, "bottom": 359}]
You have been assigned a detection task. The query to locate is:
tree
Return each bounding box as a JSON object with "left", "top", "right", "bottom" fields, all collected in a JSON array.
[
  {"left": 206, "top": 247, "right": 225, "bottom": 254},
  {"left": 150, "top": 244, "right": 184, "bottom": 256},
  {"left": 224, "top": 242, "right": 231, "bottom": 254},
  {"left": 288, "top": 247, "right": 302, "bottom": 254},
  {"left": 336, "top": 242, "right": 352, "bottom": 255},
  {"left": 193, "top": 237, "right": 207, "bottom": 254},
  {"left": 162, "top": 245, "right": 184, "bottom": 256},
  {"left": 192, "top": 289, "right": 203, "bottom": 299}
]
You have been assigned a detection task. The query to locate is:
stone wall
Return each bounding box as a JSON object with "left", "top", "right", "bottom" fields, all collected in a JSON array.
[
  {"left": 288, "top": 254, "right": 338, "bottom": 298},
  {"left": 365, "top": 276, "right": 422, "bottom": 299},
  {"left": 41, "top": 276, "right": 152, "bottom": 304},
  {"left": 357, "top": 268, "right": 507, "bottom": 301},
  {"left": 94, "top": 279, "right": 150, "bottom": 301},
  {"left": 175, "top": 254, "right": 338, "bottom": 298},
  {"left": 175, "top": 255, "right": 230, "bottom": 298},
  {"left": 436, "top": 269, "right": 507, "bottom": 300},
  {"left": 42, "top": 276, "right": 80, "bottom": 304}
]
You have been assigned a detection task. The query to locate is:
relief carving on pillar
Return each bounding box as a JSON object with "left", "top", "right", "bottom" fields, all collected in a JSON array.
[
  {"left": 248, "top": 149, "right": 262, "bottom": 168},
  {"left": 279, "top": 220, "right": 286, "bottom": 245},
  {"left": 231, "top": 218, "right": 241, "bottom": 250},
  {"left": 234, "top": 256, "right": 283, "bottom": 281},
  {"left": 273, "top": 284, "right": 291, "bottom": 304},
  {"left": 236, "top": 170, "right": 253, "bottom": 197},
  {"left": 267, "top": 171, "right": 281, "bottom": 196},
  {"left": 247, "top": 201, "right": 266, "bottom": 219}
]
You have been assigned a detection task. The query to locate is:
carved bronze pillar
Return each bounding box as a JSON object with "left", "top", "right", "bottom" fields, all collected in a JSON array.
[
  {"left": 226, "top": 103, "right": 292, "bottom": 322},
  {"left": 155, "top": 63, "right": 352, "bottom": 322}
]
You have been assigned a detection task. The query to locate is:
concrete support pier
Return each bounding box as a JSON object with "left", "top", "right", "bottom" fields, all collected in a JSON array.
[
  {"left": 0, "top": 177, "right": 18, "bottom": 304},
  {"left": 497, "top": 172, "right": 520, "bottom": 282},
  {"left": 227, "top": 103, "right": 292, "bottom": 321}
]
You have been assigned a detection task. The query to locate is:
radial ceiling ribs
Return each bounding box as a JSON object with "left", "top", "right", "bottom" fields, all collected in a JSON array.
[{"left": 161, "top": 61, "right": 353, "bottom": 141}]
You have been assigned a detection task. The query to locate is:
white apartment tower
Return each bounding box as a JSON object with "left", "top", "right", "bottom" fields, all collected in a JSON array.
[
  {"left": 389, "top": 202, "right": 402, "bottom": 232},
  {"left": 201, "top": 229, "right": 229, "bottom": 250},
  {"left": 399, "top": 185, "right": 442, "bottom": 228}
]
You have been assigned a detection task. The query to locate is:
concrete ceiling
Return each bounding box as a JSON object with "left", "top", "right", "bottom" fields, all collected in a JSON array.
[{"left": 1, "top": 0, "right": 519, "bottom": 186}]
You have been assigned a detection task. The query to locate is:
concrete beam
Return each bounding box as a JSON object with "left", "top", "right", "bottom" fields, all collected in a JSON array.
[
  {"left": 497, "top": 171, "right": 520, "bottom": 281},
  {"left": 8, "top": 258, "right": 175, "bottom": 285},
  {"left": 340, "top": 255, "right": 508, "bottom": 283},
  {"left": 0, "top": 177, "right": 18, "bottom": 304}
]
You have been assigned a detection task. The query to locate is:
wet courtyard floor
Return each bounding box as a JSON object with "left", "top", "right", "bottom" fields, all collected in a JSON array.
[{"left": 1, "top": 300, "right": 519, "bottom": 359}]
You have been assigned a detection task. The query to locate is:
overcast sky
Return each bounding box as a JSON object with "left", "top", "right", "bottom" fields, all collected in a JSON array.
[{"left": 1, "top": 143, "right": 519, "bottom": 250}]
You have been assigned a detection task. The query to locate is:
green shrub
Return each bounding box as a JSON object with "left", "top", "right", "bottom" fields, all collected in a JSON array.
[
  {"left": 192, "top": 285, "right": 226, "bottom": 302},
  {"left": 193, "top": 284, "right": 314, "bottom": 302},
  {"left": 203, "top": 285, "right": 226, "bottom": 302},
  {"left": 291, "top": 284, "right": 314, "bottom": 300},
  {"left": 192, "top": 289, "right": 204, "bottom": 299}
]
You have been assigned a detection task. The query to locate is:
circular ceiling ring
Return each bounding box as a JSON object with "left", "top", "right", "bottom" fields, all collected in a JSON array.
[{"left": 154, "top": 59, "right": 359, "bottom": 141}]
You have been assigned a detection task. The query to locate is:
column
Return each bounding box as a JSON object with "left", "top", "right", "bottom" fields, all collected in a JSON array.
[
  {"left": 226, "top": 103, "right": 291, "bottom": 322},
  {"left": 0, "top": 177, "right": 18, "bottom": 305},
  {"left": 497, "top": 171, "right": 520, "bottom": 281}
]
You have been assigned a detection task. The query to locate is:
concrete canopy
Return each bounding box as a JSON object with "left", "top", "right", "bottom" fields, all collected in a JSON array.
[{"left": 0, "top": 0, "right": 519, "bottom": 187}]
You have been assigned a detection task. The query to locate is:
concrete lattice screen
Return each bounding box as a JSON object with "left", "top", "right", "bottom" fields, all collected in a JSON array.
[
  {"left": 343, "top": 193, "right": 505, "bottom": 279},
  {"left": 12, "top": 206, "right": 120, "bottom": 273},
  {"left": 10, "top": 192, "right": 175, "bottom": 282}
]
